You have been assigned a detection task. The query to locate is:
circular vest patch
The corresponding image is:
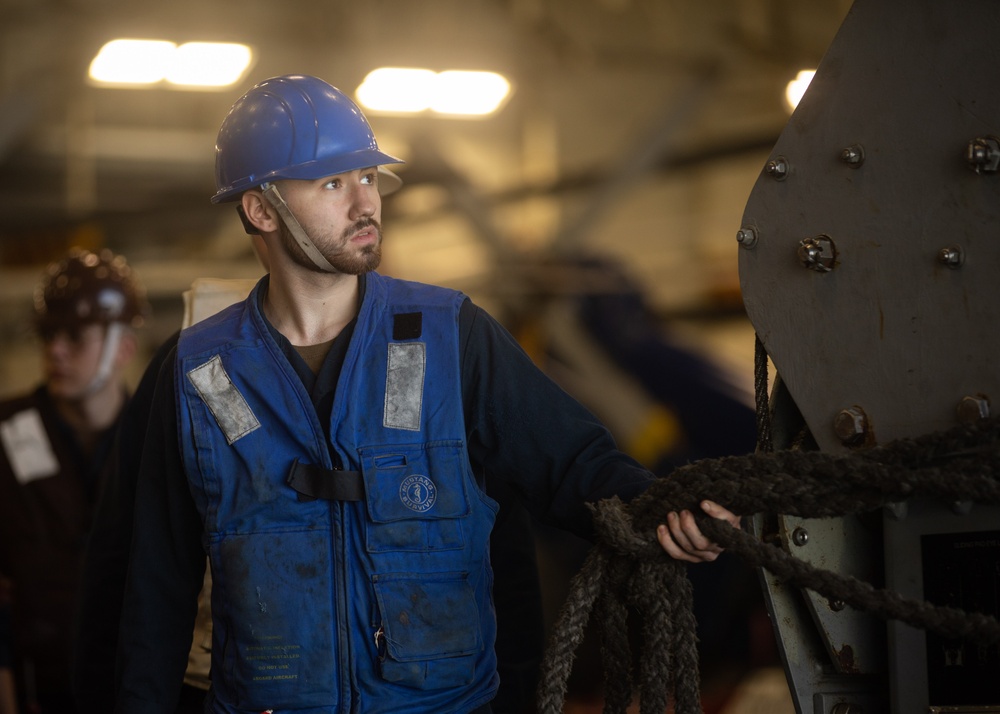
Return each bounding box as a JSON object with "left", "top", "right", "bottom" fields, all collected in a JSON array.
[{"left": 400, "top": 474, "right": 437, "bottom": 512}]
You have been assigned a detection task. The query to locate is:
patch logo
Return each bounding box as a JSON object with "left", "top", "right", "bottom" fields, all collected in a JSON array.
[{"left": 400, "top": 474, "right": 437, "bottom": 513}]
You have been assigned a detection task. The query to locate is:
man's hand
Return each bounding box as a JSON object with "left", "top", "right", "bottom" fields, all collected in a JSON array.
[{"left": 656, "top": 500, "right": 740, "bottom": 563}]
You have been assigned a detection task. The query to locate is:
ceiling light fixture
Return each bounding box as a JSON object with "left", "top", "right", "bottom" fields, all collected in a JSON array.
[
  {"left": 356, "top": 68, "right": 511, "bottom": 117},
  {"left": 88, "top": 39, "right": 253, "bottom": 89},
  {"left": 784, "top": 69, "right": 816, "bottom": 112}
]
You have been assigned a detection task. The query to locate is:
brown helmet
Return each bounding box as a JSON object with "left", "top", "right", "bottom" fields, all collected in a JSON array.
[{"left": 34, "top": 247, "right": 149, "bottom": 332}]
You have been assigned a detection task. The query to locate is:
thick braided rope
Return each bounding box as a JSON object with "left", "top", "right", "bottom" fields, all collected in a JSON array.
[
  {"left": 536, "top": 548, "right": 609, "bottom": 714},
  {"left": 596, "top": 580, "right": 632, "bottom": 713},
  {"left": 753, "top": 333, "right": 772, "bottom": 454},
  {"left": 537, "top": 414, "right": 1000, "bottom": 714}
]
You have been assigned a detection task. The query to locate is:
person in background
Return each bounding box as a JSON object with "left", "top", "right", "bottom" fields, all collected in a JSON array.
[
  {"left": 0, "top": 248, "right": 147, "bottom": 714},
  {"left": 114, "top": 74, "right": 738, "bottom": 713}
]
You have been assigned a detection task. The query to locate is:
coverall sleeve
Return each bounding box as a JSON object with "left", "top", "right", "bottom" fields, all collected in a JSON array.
[
  {"left": 115, "top": 348, "right": 206, "bottom": 714},
  {"left": 75, "top": 333, "right": 179, "bottom": 713},
  {"left": 459, "top": 301, "right": 656, "bottom": 539}
]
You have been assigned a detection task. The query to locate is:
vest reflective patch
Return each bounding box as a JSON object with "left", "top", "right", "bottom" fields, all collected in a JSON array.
[
  {"left": 186, "top": 355, "right": 261, "bottom": 444},
  {"left": 0, "top": 408, "right": 59, "bottom": 484},
  {"left": 384, "top": 342, "right": 425, "bottom": 431}
]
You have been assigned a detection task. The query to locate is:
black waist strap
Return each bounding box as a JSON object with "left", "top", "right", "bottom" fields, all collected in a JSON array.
[{"left": 286, "top": 459, "right": 365, "bottom": 502}]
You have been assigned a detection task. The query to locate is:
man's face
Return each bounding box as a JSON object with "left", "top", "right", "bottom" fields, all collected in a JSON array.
[
  {"left": 39, "top": 322, "right": 108, "bottom": 401},
  {"left": 276, "top": 167, "right": 384, "bottom": 275}
]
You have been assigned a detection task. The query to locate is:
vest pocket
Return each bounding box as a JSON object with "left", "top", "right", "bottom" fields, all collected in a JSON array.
[
  {"left": 213, "top": 530, "right": 338, "bottom": 708},
  {"left": 372, "top": 571, "right": 480, "bottom": 689},
  {"left": 359, "top": 442, "right": 470, "bottom": 552}
]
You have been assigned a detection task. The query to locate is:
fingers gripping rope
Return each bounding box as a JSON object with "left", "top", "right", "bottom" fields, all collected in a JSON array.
[{"left": 537, "top": 415, "right": 1000, "bottom": 714}]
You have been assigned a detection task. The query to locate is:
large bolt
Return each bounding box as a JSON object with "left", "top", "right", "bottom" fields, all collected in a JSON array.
[
  {"left": 736, "top": 226, "right": 758, "bottom": 249},
  {"left": 764, "top": 156, "right": 788, "bottom": 180},
  {"left": 834, "top": 406, "right": 869, "bottom": 446},
  {"left": 798, "top": 235, "right": 837, "bottom": 272},
  {"left": 938, "top": 246, "right": 964, "bottom": 268},
  {"left": 957, "top": 395, "right": 990, "bottom": 425},
  {"left": 840, "top": 144, "right": 865, "bottom": 168},
  {"left": 967, "top": 136, "right": 1000, "bottom": 174}
]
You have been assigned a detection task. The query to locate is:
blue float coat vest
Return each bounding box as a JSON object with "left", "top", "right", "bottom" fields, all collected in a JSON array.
[{"left": 175, "top": 273, "right": 499, "bottom": 713}]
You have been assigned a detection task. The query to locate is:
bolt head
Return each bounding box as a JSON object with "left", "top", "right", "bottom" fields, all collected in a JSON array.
[
  {"left": 736, "top": 226, "right": 758, "bottom": 249},
  {"left": 840, "top": 144, "right": 865, "bottom": 167},
  {"left": 968, "top": 140, "right": 991, "bottom": 166},
  {"left": 966, "top": 136, "right": 1000, "bottom": 174},
  {"left": 764, "top": 156, "right": 788, "bottom": 180},
  {"left": 938, "top": 246, "right": 964, "bottom": 268},
  {"left": 834, "top": 406, "right": 868, "bottom": 445},
  {"left": 798, "top": 235, "right": 836, "bottom": 272}
]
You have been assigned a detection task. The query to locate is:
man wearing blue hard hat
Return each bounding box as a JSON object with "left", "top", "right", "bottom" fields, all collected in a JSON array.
[{"left": 114, "top": 74, "right": 738, "bottom": 714}]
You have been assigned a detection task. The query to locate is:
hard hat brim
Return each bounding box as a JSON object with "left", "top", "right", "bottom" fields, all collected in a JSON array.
[
  {"left": 212, "top": 151, "right": 404, "bottom": 203},
  {"left": 377, "top": 167, "right": 403, "bottom": 196}
]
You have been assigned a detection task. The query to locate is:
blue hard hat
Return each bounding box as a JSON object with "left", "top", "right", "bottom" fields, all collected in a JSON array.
[{"left": 212, "top": 75, "right": 404, "bottom": 203}]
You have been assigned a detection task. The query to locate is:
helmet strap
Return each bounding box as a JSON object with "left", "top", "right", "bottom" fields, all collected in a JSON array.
[
  {"left": 260, "top": 183, "right": 337, "bottom": 273},
  {"left": 85, "top": 322, "right": 124, "bottom": 396}
]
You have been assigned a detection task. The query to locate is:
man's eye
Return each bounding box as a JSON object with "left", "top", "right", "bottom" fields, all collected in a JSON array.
[
  {"left": 361, "top": 172, "right": 377, "bottom": 185},
  {"left": 323, "top": 179, "right": 341, "bottom": 189}
]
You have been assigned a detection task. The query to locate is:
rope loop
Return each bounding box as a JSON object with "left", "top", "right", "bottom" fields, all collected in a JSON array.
[{"left": 537, "top": 413, "right": 1000, "bottom": 714}]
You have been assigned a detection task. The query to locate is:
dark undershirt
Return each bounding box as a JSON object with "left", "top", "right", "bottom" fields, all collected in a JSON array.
[
  {"left": 263, "top": 277, "right": 357, "bottom": 451},
  {"left": 292, "top": 338, "right": 336, "bottom": 375}
]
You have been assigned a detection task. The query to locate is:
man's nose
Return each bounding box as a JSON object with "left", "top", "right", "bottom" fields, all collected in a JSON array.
[
  {"left": 43, "top": 333, "right": 73, "bottom": 356},
  {"left": 349, "top": 183, "right": 378, "bottom": 219}
]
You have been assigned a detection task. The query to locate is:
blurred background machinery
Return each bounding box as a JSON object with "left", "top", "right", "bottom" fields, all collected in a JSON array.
[{"left": 0, "top": 0, "right": 856, "bottom": 394}]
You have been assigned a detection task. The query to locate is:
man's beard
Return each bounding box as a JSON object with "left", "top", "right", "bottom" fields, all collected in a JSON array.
[{"left": 279, "top": 218, "right": 383, "bottom": 275}]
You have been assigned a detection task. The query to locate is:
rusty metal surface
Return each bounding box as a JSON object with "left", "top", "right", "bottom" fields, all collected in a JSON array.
[
  {"left": 738, "top": 0, "right": 1000, "bottom": 454},
  {"left": 739, "top": 1, "right": 1000, "bottom": 710}
]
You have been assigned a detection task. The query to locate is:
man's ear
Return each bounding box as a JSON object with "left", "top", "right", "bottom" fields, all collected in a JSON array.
[{"left": 241, "top": 190, "right": 280, "bottom": 234}]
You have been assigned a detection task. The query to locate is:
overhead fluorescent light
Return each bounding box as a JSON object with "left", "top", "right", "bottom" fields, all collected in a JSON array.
[
  {"left": 166, "top": 43, "right": 254, "bottom": 87},
  {"left": 89, "top": 39, "right": 176, "bottom": 85},
  {"left": 784, "top": 69, "right": 816, "bottom": 112},
  {"left": 356, "top": 68, "right": 438, "bottom": 112},
  {"left": 430, "top": 71, "right": 511, "bottom": 116},
  {"left": 356, "top": 68, "right": 511, "bottom": 117},
  {"left": 88, "top": 39, "right": 253, "bottom": 89}
]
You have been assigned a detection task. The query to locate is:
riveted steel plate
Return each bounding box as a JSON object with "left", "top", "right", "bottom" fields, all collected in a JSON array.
[{"left": 738, "top": 0, "right": 1000, "bottom": 453}]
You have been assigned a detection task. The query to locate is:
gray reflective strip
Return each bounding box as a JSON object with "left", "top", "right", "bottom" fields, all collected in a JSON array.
[
  {"left": 186, "top": 355, "right": 261, "bottom": 444},
  {"left": 383, "top": 343, "right": 425, "bottom": 431}
]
